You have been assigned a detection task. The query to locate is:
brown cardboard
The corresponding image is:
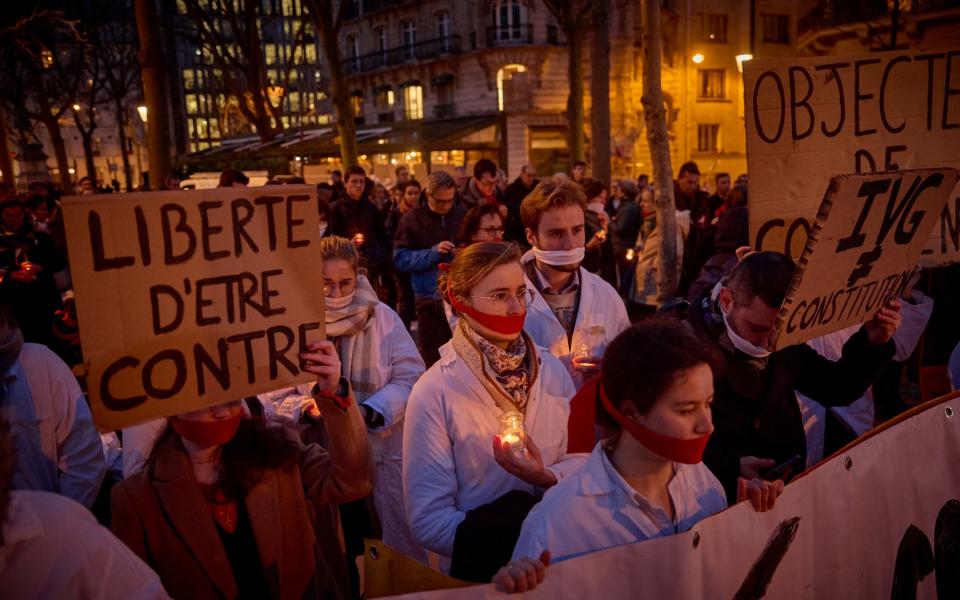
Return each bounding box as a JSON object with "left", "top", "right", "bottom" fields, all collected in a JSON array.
[
  {"left": 772, "top": 168, "right": 958, "bottom": 351},
  {"left": 743, "top": 48, "right": 960, "bottom": 267},
  {"left": 62, "top": 185, "right": 325, "bottom": 430}
]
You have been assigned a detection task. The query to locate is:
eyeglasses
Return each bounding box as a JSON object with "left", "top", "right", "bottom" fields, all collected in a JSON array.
[
  {"left": 323, "top": 280, "right": 356, "bottom": 295},
  {"left": 469, "top": 289, "right": 536, "bottom": 308},
  {"left": 478, "top": 227, "right": 505, "bottom": 236}
]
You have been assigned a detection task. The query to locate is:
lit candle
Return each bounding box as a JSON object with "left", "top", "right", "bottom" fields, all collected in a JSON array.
[{"left": 499, "top": 410, "right": 525, "bottom": 451}]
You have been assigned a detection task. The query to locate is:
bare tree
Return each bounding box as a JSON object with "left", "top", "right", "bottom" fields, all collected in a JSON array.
[
  {"left": 72, "top": 50, "right": 107, "bottom": 186},
  {"left": 641, "top": 0, "right": 678, "bottom": 302},
  {"left": 134, "top": 0, "right": 171, "bottom": 189},
  {"left": 0, "top": 8, "right": 84, "bottom": 191},
  {"left": 178, "top": 0, "right": 308, "bottom": 143},
  {"left": 96, "top": 15, "right": 141, "bottom": 191},
  {"left": 588, "top": 0, "right": 611, "bottom": 184},
  {"left": 544, "top": 0, "right": 593, "bottom": 169},
  {"left": 302, "top": 0, "right": 357, "bottom": 169}
]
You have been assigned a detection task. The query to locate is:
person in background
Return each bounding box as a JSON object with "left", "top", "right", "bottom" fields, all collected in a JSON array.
[
  {"left": 685, "top": 206, "right": 747, "bottom": 303},
  {"left": 385, "top": 180, "right": 422, "bottom": 328},
  {"left": 0, "top": 308, "right": 105, "bottom": 508},
  {"left": 0, "top": 420, "right": 169, "bottom": 599},
  {"left": 403, "top": 242, "right": 582, "bottom": 581},
  {"left": 217, "top": 169, "right": 249, "bottom": 188},
  {"left": 514, "top": 321, "right": 783, "bottom": 564},
  {"left": 496, "top": 169, "right": 509, "bottom": 194},
  {"left": 686, "top": 252, "right": 902, "bottom": 501},
  {"left": 163, "top": 174, "right": 182, "bottom": 191},
  {"left": 581, "top": 180, "right": 614, "bottom": 285},
  {"left": 330, "top": 166, "right": 390, "bottom": 304},
  {"left": 394, "top": 171, "right": 466, "bottom": 365},
  {"left": 636, "top": 173, "right": 649, "bottom": 190},
  {"left": 608, "top": 179, "right": 642, "bottom": 294},
  {"left": 707, "top": 172, "right": 731, "bottom": 219},
  {"left": 78, "top": 176, "right": 96, "bottom": 195},
  {"left": 456, "top": 203, "right": 505, "bottom": 247},
  {"left": 394, "top": 164, "right": 411, "bottom": 188},
  {"left": 372, "top": 183, "right": 390, "bottom": 210},
  {"left": 519, "top": 176, "right": 630, "bottom": 389},
  {"left": 453, "top": 165, "right": 470, "bottom": 193},
  {"left": 111, "top": 340, "right": 372, "bottom": 600},
  {"left": 570, "top": 161, "right": 587, "bottom": 187},
  {"left": 673, "top": 161, "right": 710, "bottom": 227},
  {"left": 462, "top": 158, "right": 504, "bottom": 208},
  {"left": 317, "top": 199, "right": 333, "bottom": 239},
  {"left": 504, "top": 165, "right": 539, "bottom": 208},
  {"left": 627, "top": 186, "right": 691, "bottom": 319}
]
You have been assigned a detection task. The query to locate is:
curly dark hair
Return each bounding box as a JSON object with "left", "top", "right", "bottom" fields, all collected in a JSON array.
[
  {"left": 597, "top": 319, "right": 721, "bottom": 430},
  {"left": 149, "top": 415, "right": 301, "bottom": 498}
]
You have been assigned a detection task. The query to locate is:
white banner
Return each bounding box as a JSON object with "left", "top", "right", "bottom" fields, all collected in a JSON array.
[{"left": 394, "top": 394, "right": 960, "bottom": 599}]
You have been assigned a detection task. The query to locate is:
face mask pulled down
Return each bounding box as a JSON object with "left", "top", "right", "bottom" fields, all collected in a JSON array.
[
  {"left": 719, "top": 295, "right": 772, "bottom": 358},
  {"left": 598, "top": 380, "right": 710, "bottom": 464}
]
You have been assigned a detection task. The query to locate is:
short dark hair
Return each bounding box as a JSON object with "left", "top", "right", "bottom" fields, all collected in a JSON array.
[
  {"left": 598, "top": 319, "right": 720, "bottom": 427},
  {"left": 0, "top": 198, "right": 24, "bottom": 212},
  {"left": 395, "top": 164, "right": 408, "bottom": 176},
  {"left": 24, "top": 195, "right": 52, "bottom": 211},
  {"left": 317, "top": 199, "right": 331, "bottom": 218},
  {"left": 456, "top": 203, "right": 503, "bottom": 246},
  {"left": 715, "top": 172, "right": 730, "bottom": 182},
  {"left": 331, "top": 169, "right": 342, "bottom": 177},
  {"left": 583, "top": 180, "right": 608, "bottom": 202},
  {"left": 345, "top": 165, "right": 366, "bottom": 180},
  {"left": 218, "top": 169, "right": 249, "bottom": 187},
  {"left": 473, "top": 159, "right": 497, "bottom": 180},
  {"left": 678, "top": 161, "right": 700, "bottom": 178},
  {"left": 79, "top": 176, "right": 93, "bottom": 184},
  {"left": 396, "top": 180, "right": 421, "bottom": 194},
  {"left": 573, "top": 160, "right": 587, "bottom": 169},
  {"left": 726, "top": 251, "right": 795, "bottom": 309}
]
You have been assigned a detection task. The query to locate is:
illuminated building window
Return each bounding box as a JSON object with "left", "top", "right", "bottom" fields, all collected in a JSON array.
[
  {"left": 402, "top": 83, "right": 423, "bottom": 120},
  {"left": 697, "top": 124, "right": 720, "bottom": 152},
  {"left": 497, "top": 64, "right": 526, "bottom": 111},
  {"left": 185, "top": 94, "right": 199, "bottom": 114},
  {"left": 699, "top": 14, "right": 727, "bottom": 43},
  {"left": 351, "top": 91, "right": 365, "bottom": 123},
  {"left": 491, "top": 0, "right": 528, "bottom": 41},
  {"left": 209, "top": 118, "right": 221, "bottom": 138},
  {"left": 697, "top": 69, "right": 725, "bottom": 99},
  {"left": 182, "top": 69, "right": 195, "bottom": 90},
  {"left": 305, "top": 44, "right": 317, "bottom": 62},
  {"left": 288, "top": 91, "right": 300, "bottom": 112},
  {"left": 375, "top": 87, "right": 395, "bottom": 121},
  {"left": 265, "top": 44, "right": 277, "bottom": 65}
]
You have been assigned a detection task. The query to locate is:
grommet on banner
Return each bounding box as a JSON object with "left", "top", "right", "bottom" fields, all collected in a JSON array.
[
  {"left": 844, "top": 456, "right": 854, "bottom": 471},
  {"left": 369, "top": 545, "right": 380, "bottom": 560},
  {"left": 692, "top": 532, "right": 701, "bottom": 548},
  {"left": 946, "top": 406, "right": 954, "bottom": 419}
]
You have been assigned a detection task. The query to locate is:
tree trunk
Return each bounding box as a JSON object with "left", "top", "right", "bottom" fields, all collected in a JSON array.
[
  {"left": 641, "top": 0, "right": 678, "bottom": 302},
  {"left": 114, "top": 97, "right": 134, "bottom": 191},
  {"left": 0, "top": 106, "right": 13, "bottom": 185},
  {"left": 566, "top": 25, "right": 586, "bottom": 166},
  {"left": 589, "top": 0, "right": 611, "bottom": 184},
  {"left": 314, "top": 10, "right": 357, "bottom": 169},
  {"left": 42, "top": 116, "right": 72, "bottom": 192},
  {"left": 135, "top": 0, "right": 172, "bottom": 189},
  {"left": 80, "top": 133, "right": 96, "bottom": 186}
]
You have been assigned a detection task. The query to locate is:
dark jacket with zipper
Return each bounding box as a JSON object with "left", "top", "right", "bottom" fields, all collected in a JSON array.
[
  {"left": 393, "top": 204, "right": 466, "bottom": 299},
  {"left": 684, "top": 286, "right": 895, "bottom": 502}
]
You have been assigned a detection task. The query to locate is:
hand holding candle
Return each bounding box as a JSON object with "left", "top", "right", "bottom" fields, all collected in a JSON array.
[{"left": 492, "top": 421, "right": 557, "bottom": 489}]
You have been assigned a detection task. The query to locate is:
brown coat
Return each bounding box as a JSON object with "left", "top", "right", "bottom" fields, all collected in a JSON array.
[{"left": 111, "top": 399, "right": 373, "bottom": 600}]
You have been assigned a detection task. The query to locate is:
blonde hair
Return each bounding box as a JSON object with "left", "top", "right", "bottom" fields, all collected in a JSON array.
[
  {"left": 520, "top": 175, "right": 587, "bottom": 232},
  {"left": 437, "top": 242, "right": 522, "bottom": 305},
  {"left": 318, "top": 236, "right": 360, "bottom": 273}
]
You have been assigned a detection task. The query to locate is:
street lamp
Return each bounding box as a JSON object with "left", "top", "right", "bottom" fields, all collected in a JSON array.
[
  {"left": 692, "top": 53, "right": 705, "bottom": 64},
  {"left": 72, "top": 103, "right": 81, "bottom": 111},
  {"left": 735, "top": 54, "right": 754, "bottom": 73},
  {"left": 137, "top": 105, "right": 148, "bottom": 124}
]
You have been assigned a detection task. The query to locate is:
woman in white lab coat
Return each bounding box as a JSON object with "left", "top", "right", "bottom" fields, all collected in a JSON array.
[
  {"left": 278, "top": 236, "right": 426, "bottom": 561},
  {"left": 402, "top": 241, "right": 581, "bottom": 582}
]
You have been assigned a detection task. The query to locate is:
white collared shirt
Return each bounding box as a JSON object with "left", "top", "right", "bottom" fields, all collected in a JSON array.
[
  {"left": 512, "top": 442, "right": 727, "bottom": 563},
  {"left": 0, "top": 490, "right": 169, "bottom": 599}
]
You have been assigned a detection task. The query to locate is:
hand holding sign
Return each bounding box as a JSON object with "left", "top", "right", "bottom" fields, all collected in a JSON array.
[
  {"left": 864, "top": 299, "right": 903, "bottom": 345},
  {"left": 300, "top": 340, "right": 342, "bottom": 396}
]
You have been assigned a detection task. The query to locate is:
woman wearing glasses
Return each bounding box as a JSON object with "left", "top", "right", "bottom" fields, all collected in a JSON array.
[
  {"left": 402, "top": 241, "right": 581, "bottom": 583},
  {"left": 456, "top": 203, "right": 506, "bottom": 246},
  {"left": 276, "top": 236, "right": 426, "bottom": 567}
]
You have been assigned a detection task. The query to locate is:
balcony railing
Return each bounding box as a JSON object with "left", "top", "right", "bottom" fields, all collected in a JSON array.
[
  {"left": 433, "top": 103, "right": 455, "bottom": 119},
  {"left": 486, "top": 24, "right": 534, "bottom": 46},
  {"left": 342, "top": 35, "right": 461, "bottom": 75}
]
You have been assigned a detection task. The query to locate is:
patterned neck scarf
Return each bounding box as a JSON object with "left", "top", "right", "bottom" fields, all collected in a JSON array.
[{"left": 452, "top": 319, "right": 538, "bottom": 414}]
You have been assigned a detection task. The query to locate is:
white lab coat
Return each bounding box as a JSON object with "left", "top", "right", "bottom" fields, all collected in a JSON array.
[
  {"left": 797, "top": 291, "right": 934, "bottom": 467},
  {"left": 520, "top": 251, "right": 631, "bottom": 390},
  {"left": 274, "top": 302, "right": 426, "bottom": 561},
  {"left": 402, "top": 340, "right": 585, "bottom": 558}
]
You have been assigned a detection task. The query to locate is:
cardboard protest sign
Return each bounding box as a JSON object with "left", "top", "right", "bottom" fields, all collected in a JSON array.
[
  {"left": 63, "top": 185, "right": 325, "bottom": 430},
  {"left": 743, "top": 47, "right": 960, "bottom": 267},
  {"left": 402, "top": 393, "right": 960, "bottom": 599},
  {"left": 771, "top": 168, "right": 957, "bottom": 351}
]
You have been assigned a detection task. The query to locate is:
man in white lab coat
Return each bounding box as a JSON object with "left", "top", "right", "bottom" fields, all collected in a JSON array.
[{"left": 519, "top": 176, "right": 630, "bottom": 390}]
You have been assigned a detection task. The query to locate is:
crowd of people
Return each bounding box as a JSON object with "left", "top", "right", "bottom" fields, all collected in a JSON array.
[{"left": 1, "top": 156, "right": 959, "bottom": 599}]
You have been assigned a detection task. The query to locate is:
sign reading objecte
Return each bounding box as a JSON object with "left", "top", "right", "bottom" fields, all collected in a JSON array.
[
  {"left": 744, "top": 47, "right": 960, "bottom": 267},
  {"left": 771, "top": 168, "right": 957, "bottom": 351},
  {"left": 63, "top": 186, "right": 325, "bottom": 431}
]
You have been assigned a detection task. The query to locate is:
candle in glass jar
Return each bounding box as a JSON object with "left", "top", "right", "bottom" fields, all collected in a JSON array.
[{"left": 498, "top": 411, "right": 525, "bottom": 450}]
